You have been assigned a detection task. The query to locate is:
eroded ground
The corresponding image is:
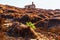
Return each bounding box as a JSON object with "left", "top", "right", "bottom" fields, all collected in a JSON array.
[{"left": 0, "top": 4, "right": 60, "bottom": 40}]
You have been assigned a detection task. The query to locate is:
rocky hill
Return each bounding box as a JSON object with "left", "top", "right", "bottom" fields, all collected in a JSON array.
[{"left": 0, "top": 4, "right": 60, "bottom": 40}]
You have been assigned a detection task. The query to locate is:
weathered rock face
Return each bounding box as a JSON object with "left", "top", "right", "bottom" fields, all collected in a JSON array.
[
  {"left": 35, "top": 21, "right": 47, "bottom": 28},
  {"left": 19, "top": 15, "right": 30, "bottom": 24},
  {"left": 13, "top": 15, "right": 30, "bottom": 24},
  {"left": 7, "top": 22, "right": 35, "bottom": 38},
  {"left": 48, "top": 19, "right": 60, "bottom": 33},
  {"left": 48, "top": 19, "right": 60, "bottom": 28},
  {"left": 0, "top": 4, "right": 60, "bottom": 40},
  {"left": 31, "top": 17, "right": 42, "bottom": 23},
  {"left": 2, "top": 15, "right": 13, "bottom": 19}
]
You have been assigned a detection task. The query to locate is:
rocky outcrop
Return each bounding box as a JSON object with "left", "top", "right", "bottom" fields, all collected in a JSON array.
[{"left": 0, "top": 4, "right": 60, "bottom": 40}]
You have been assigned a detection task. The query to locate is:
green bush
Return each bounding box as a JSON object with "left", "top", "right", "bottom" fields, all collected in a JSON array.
[{"left": 26, "top": 22, "right": 36, "bottom": 29}]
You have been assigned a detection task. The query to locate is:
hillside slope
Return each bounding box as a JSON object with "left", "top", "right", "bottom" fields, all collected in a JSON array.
[{"left": 0, "top": 4, "right": 60, "bottom": 40}]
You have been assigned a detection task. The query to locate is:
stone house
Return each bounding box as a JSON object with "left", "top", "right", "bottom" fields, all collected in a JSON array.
[{"left": 25, "top": 2, "right": 36, "bottom": 9}]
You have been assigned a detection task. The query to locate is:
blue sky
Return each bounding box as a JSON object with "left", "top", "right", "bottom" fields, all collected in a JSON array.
[{"left": 0, "top": 0, "right": 60, "bottom": 9}]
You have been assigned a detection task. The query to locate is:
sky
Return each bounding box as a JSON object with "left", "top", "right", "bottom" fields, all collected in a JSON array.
[{"left": 0, "top": 0, "right": 60, "bottom": 9}]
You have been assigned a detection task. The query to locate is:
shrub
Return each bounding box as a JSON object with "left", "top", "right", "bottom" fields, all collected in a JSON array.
[{"left": 26, "top": 22, "right": 36, "bottom": 29}]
